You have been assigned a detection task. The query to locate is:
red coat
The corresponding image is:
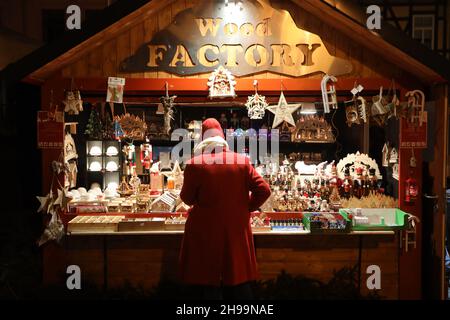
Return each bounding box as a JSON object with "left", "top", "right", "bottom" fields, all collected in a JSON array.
[{"left": 179, "top": 151, "right": 271, "bottom": 286}]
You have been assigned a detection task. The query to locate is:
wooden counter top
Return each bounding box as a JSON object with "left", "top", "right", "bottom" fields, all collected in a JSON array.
[{"left": 66, "top": 229, "right": 395, "bottom": 236}]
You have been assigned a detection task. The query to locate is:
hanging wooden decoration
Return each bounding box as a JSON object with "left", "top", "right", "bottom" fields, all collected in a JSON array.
[
  {"left": 107, "top": 77, "right": 125, "bottom": 103},
  {"left": 245, "top": 80, "right": 268, "bottom": 119},
  {"left": 267, "top": 91, "right": 301, "bottom": 128},
  {"left": 357, "top": 96, "right": 368, "bottom": 123},
  {"left": 115, "top": 113, "right": 147, "bottom": 140},
  {"left": 63, "top": 90, "right": 83, "bottom": 115},
  {"left": 385, "top": 80, "right": 400, "bottom": 119},
  {"left": 345, "top": 102, "right": 360, "bottom": 127},
  {"left": 405, "top": 90, "right": 425, "bottom": 127},
  {"left": 321, "top": 74, "right": 338, "bottom": 113},
  {"left": 392, "top": 163, "right": 399, "bottom": 180},
  {"left": 207, "top": 66, "right": 237, "bottom": 98},
  {"left": 160, "top": 82, "right": 177, "bottom": 136},
  {"left": 371, "top": 87, "right": 390, "bottom": 126},
  {"left": 389, "top": 147, "right": 398, "bottom": 164},
  {"left": 345, "top": 83, "right": 364, "bottom": 127},
  {"left": 382, "top": 143, "right": 389, "bottom": 167}
]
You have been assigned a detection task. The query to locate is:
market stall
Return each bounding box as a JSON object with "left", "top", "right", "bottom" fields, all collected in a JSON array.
[{"left": 24, "top": 0, "right": 450, "bottom": 299}]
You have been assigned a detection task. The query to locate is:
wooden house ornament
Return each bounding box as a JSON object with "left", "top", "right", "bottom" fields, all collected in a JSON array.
[{"left": 207, "top": 66, "right": 236, "bottom": 98}]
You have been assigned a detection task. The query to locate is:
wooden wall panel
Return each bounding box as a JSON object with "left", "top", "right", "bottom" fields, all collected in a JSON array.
[
  {"left": 360, "top": 235, "right": 399, "bottom": 300},
  {"left": 143, "top": 15, "right": 159, "bottom": 80},
  {"left": 65, "top": 236, "right": 105, "bottom": 288},
  {"left": 44, "top": 234, "right": 400, "bottom": 299},
  {"left": 129, "top": 22, "right": 145, "bottom": 79},
  {"left": 102, "top": 39, "right": 117, "bottom": 77}
]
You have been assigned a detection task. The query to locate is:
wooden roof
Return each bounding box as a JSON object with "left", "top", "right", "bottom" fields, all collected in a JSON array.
[{"left": 1, "top": 0, "right": 449, "bottom": 85}]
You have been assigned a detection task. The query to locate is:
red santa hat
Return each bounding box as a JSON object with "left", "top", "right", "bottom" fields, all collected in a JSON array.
[{"left": 202, "top": 118, "right": 225, "bottom": 139}]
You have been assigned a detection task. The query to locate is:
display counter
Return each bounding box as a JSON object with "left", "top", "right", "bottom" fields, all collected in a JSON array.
[{"left": 42, "top": 212, "right": 399, "bottom": 300}]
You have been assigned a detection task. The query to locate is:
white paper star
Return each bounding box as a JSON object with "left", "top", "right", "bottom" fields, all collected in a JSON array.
[{"left": 267, "top": 92, "right": 301, "bottom": 128}]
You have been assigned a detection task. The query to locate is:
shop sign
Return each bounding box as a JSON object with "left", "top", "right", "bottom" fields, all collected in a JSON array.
[
  {"left": 37, "top": 111, "right": 64, "bottom": 149},
  {"left": 399, "top": 112, "right": 428, "bottom": 149},
  {"left": 121, "top": 0, "right": 352, "bottom": 77}
]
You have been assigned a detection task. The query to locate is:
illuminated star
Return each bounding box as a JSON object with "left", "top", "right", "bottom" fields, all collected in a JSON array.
[{"left": 267, "top": 92, "right": 301, "bottom": 128}]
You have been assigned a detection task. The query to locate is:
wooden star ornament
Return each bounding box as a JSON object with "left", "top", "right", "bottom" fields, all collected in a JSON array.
[
  {"left": 36, "top": 194, "right": 51, "bottom": 213},
  {"left": 267, "top": 92, "right": 301, "bottom": 128},
  {"left": 54, "top": 188, "right": 72, "bottom": 212}
]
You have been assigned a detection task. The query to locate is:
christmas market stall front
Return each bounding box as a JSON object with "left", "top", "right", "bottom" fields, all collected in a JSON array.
[{"left": 19, "top": 0, "right": 450, "bottom": 299}]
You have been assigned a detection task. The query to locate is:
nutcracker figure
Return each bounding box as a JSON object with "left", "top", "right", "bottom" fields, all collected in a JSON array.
[
  {"left": 123, "top": 143, "right": 136, "bottom": 176},
  {"left": 140, "top": 142, "right": 152, "bottom": 173}
]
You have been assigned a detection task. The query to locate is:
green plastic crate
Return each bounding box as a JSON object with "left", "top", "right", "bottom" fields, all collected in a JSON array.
[{"left": 339, "top": 208, "right": 409, "bottom": 231}]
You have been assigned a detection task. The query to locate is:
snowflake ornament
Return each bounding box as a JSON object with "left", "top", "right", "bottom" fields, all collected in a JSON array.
[
  {"left": 246, "top": 93, "right": 268, "bottom": 119},
  {"left": 245, "top": 80, "right": 268, "bottom": 119}
]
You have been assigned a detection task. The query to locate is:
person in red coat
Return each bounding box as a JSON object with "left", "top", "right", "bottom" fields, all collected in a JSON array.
[{"left": 179, "top": 118, "right": 271, "bottom": 299}]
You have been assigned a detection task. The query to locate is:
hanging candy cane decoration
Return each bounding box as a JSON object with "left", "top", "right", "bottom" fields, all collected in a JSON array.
[
  {"left": 321, "top": 74, "right": 338, "bottom": 113},
  {"left": 405, "top": 90, "right": 425, "bottom": 127}
]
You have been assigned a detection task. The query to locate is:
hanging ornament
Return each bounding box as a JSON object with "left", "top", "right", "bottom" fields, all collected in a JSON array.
[
  {"left": 36, "top": 151, "right": 71, "bottom": 246},
  {"left": 382, "top": 143, "right": 390, "bottom": 167},
  {"left": 160, "top": 82, "right": 177, "bottom": 136},
  {"left": 344, "top": 83, "right": 361, "bottom": 127},
  {"left": 36, "top": 192, "right": 53, "bottom": 214},
  {"left": 389, "top": 147, "right": 398, "bottom": 164},
  {"left": 113, "top": 119, "right": 124, "bottom": 140},
  {"left": 321, "top": 74, "right": 338, "bottom": 113},
  {"left": 106, "top": 77, "right": 125, "bottom": 103},
  {"left": 63, "top": 90, "right": 83, "bottom": 115},
  {"left": 371, "top": 87, "right": 390, "bottom": 126},
  {"left": 267, "top": 91, "right": 301, "bottom": 128},
  {"left": 409, "top": 148, "right": 417, "bottom": 168},
  {"left": 245, "top": 80, "right": 268, "bottom": 119},
  {"left": 385, "top": 80, "right": 400, "bottom": 119},
  {"left": 207, "top": 65, "right": 237, "bottom": 98},
  {"left": 392, "top": 163, "right": 399, "bottom": 181},
  {"left": 405, "top": 90, "right": 425, "bottom": 127},
  {"left": 38, "top": 212, "right": 64, "bottom": 246}
]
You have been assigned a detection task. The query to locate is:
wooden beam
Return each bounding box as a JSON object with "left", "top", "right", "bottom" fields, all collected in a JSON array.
[
  {"left": 25, "top": 0, "right": 176, "bottom": 83},
  {"left": 71, "top": 77, "right": 399, "bottom": 94}
]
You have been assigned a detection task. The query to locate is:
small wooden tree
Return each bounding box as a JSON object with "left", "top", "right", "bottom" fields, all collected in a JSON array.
[{"left": 85, "top": 108, "right": 103, "bottom": 140}]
